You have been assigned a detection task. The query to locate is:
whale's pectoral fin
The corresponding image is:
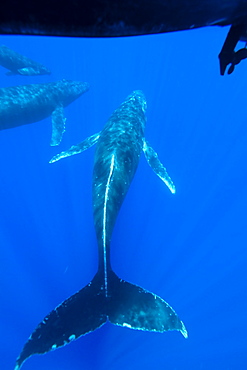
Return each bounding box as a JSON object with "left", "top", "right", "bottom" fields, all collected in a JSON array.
[
  {"left": 143, "top": 139, "right": 176, "bottom": 194},
  {"left": 50, "top": 106, "right": 66, "bottom": 146},
  {"left": 17, "top": 67, "right": 39, "bottom": 76},
  {"left": 49, "top": 132, "right": 101, "bottom": 163},
  {"left": 14, "top": 276, "right": 107, "bottom": 370},
  {"left": 108, "top": 272, "right": 187, "bottom": 338}
]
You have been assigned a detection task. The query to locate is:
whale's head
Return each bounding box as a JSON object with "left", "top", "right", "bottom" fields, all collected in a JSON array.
[
  {"left": 127, "top": 90, "right": 147, "bottom": 113},
  {"left": 38, "top": 65, "right": 51, "bottom": 75},
  {"left": 124, "top": 90, "right": 147, "bottom": 133},
  {"left": 55, "top": 79, "right": 90, "bottom": 106}
]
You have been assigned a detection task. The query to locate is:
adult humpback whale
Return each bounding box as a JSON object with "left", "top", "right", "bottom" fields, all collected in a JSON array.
[
  {"left": 14, "top": 91, "right": 187, "bottom": 370},
  {"left": 0, "top": 1, "right": 247, "bottom": 73},
  {"left": 0, "top": 45, "right": 51, "bottom": 76},
  {"left": 0, "top": 79, "right": 89, "bottom": 146}
]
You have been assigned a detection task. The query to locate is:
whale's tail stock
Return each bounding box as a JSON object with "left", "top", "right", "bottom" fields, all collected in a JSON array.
[{"left": 15, "top": 270, "right": 187, "bottom": 369}]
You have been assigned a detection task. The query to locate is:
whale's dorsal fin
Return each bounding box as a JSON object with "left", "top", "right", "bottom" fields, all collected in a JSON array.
[
  {"left": 143, "top": 139, "right": 176, "bottom": 194},
  {"left": 49, "top": 132, "right": 101, "bottom": 163}
]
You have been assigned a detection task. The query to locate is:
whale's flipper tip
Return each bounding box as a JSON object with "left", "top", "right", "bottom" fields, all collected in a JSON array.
[
  {"left": 143, "top": 140, "right": 176, "bottom": 194},
  {"left": 49, "top": 132, "right": 101, "bottom": 162}
]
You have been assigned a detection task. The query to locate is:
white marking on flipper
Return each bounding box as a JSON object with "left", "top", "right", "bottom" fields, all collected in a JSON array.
[
  {"left": 49, "top": 132, "right": 101, "bottom": 163},
  {"left": 17, "top": 67, "right": 38, "bottom": 75},
  {"left": 103, "top": 154, "right": 115, "bottom": 296},
  {"left": 143, "top": 139, "right": 176, "bottom": 194}
]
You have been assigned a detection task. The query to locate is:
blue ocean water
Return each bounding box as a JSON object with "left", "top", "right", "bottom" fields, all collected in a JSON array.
[{"left": 0, "top": 27, "right": 247, "bottom": 370}]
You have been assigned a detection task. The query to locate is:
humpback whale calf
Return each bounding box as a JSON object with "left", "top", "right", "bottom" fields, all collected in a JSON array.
[
  {"left": 0, "top": 45, "right": 51, "bottom": 76},
  {"left": 14, "top": 91, "right": 187, "bottom": 370},
  {"left": 0, "top": 79, "right": 89, "bottom": 146}
]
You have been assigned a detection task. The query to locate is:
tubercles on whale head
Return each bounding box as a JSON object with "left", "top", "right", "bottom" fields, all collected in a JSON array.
[
  {"left": 53, "top": 80, "right": 90, "bottom": 105},
  {"left": 123, "top": 90, "right": 147, "bottom": 133},
  {"left": 38, "top": 65, "right": 51, "bottom": 75},
  {"left": 57, "top": 79, "right": 90, "bottom": 92},
  {"left": 127, "top": 90, "right": 147, "bottom": 113}
]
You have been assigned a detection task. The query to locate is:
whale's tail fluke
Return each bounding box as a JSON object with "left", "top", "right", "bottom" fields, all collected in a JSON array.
[
  {"left": 107, "top": 271, "right": 187, "bottom": 337},
  {"left": 15, "top": 270, "right": 187, "bottom": 369}
]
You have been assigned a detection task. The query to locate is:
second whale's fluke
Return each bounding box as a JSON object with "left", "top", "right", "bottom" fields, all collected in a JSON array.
[
  {"left": 0, "top": 79, "right": 89, "bottom": 146},
  {"left": 15, "top": 91, "right": 186, "bottom": 370},
  {"left": 0, "top": 45, "right": 51, "bottom": 76}
]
